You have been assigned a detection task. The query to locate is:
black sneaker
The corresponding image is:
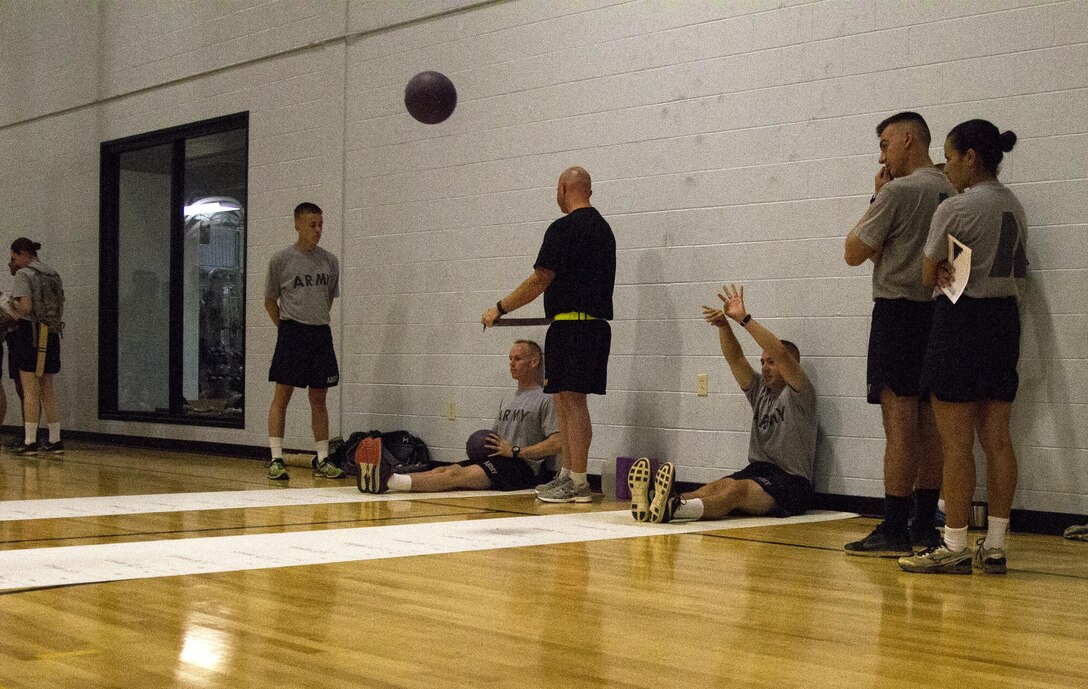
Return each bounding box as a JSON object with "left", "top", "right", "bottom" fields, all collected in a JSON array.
[
  {"left": 39, "top": 440, "right": 65, "bottom": 456},
  {"left": 910, "top": 527, "right": 943, "bottom": 552},
  {"left": 10, "top": 441, "right": 39, "bottom": 456},
  {"left": 648, "top": 462, "right": 682, "bottom": 524},
  {"left": 844, "top": 522, "right": 912, "bottom": 557}
]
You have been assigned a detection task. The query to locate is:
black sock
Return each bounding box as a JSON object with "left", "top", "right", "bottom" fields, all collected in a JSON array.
[
  {"left": 884, "top": 494, "right": 911, "bottom": 537},
  {"left": 912, "top": 488, "right": 940, "bottom": 535}
]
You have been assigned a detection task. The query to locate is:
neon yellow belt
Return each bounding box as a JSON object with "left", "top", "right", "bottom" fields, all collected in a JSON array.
[{"left": 552, "top": 311, "right": 597, "bottom": 321}]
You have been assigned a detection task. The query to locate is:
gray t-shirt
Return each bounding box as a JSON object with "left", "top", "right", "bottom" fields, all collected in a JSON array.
[
  {"left": 853, "top": 166, "right": 957, "bottom": 302},
  {"left": 491, "top": 386, "right": 559, "bottom": 476},
  {"left": 924, "top": 180, "right": 1028, "bottom": 299},
  {"left": 743, "top": 373, "right": 818, "bottom": 482},
  {"left": 264, "top": 245, "right": 339, "bottom": 325}
]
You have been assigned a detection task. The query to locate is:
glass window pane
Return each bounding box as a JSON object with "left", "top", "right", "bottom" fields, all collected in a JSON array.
[
  {"left": 182, "top": 129, "right": 247, "bottom": 421},
  {"left": 116, "top": 144, "right": 172, "bottom": 413}
]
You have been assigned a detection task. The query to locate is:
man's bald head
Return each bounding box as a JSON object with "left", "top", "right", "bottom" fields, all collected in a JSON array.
[{"left": 556, "top": 166, "right": 593, "bottom": 213}]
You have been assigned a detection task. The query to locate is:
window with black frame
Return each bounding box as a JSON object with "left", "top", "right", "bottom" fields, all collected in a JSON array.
[{"left": 99, "top": 113, "right": 248, "bottom": 427}]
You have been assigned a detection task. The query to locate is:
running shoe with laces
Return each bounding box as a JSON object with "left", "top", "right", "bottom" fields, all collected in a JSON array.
[
  {"left": 268, "top": 458, "right": 289, "bottom": 481},
  {"left": 537, "top": 479, "right": 593, "bottom": 503},
  {"left": 844, "top": 522, "right": 912, "bottom": 557},
  {"left": 1064, "top": 523, "right": 1088, "bottom": 541},
  {"left": 898, "top": 543, "right": 972, "bottom": 574},
  {"left": 535, "top": 474, "right": 570, "bottom": 495},
  {"left": 313, "top": 458, "right": 346, "bottom": 479},
  {"left": 973, "top": 537, "right": 1007, "bottom": 574},
  {"left": 648, "top": 462, "right": 682, "bottom": 524}
]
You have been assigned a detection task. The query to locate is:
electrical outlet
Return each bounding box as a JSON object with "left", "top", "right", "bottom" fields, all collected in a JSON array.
[
  {"left": 446, "top": 401, "right": 456, "bottom": 420},
  {"left": 697, "top": 373, "right": 708, "bottom": 397}
]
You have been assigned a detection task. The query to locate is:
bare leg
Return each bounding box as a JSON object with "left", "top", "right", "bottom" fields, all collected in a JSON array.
[
  {"left": 915, "top": 398, "right": 943, "bottom": 490},
  {"left": 555, "top": 395, "right": 572, "bottom": 473},
  {"left": 931, "top": 399, "right": 979, "bottom": 531},
  {"left": 268, "top": 383, "right": 294, "bottom": 438},
  {"left": 556, "top": 391, "right": 590, "bottom": 474},
  {"left": 407, "top": 464, "right": 492, "bottom": 492},
  {"left": 880, "top": 389, "right": 920, "bottom": 496},
  {"left": 38, "top": 373, "right": 59, "bottom": 424},
  {"left": 683, "top": 477, "right": 776, "bottom": 520},
  {"left": 307, "top": 387, "right": 329, "bottom": 442},
  {"left": 19, "top": 370, "right": 41, "bottom": 426},
  {"left": 976, "top": 401, "right": 1017, "bottom": 520}
]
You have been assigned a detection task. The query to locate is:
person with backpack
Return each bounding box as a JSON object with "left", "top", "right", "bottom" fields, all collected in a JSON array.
[{"left": 8, "top": 237, "right": 64, "bottom": 455}]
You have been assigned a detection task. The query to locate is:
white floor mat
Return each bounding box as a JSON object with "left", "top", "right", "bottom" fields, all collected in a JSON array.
[{"left": 0, "top": 509, "right": 854, "bottom": 591}]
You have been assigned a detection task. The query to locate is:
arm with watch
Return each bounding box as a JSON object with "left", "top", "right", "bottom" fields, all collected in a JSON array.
[
  {"left": 481, "top": 267, "right": 556, "bottom": 328},
  {"left": 484, "top": 431, "right": 561, "bottom": 463}
]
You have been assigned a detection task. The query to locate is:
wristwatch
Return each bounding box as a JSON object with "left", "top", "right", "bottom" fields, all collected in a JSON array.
[
  {"left": 740, "top": 313, "right": 752, "bottom": 327},
  {"left": 511, "top": 446, "right": 521, "bottom": 460}
]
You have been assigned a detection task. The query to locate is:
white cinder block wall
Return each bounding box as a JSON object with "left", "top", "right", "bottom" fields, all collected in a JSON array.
[{"left": 1, "top": 0, "right": 1085, "bottom": 514}]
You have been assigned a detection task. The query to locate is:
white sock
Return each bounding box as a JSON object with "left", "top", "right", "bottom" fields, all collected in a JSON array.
[
  {"left": 944, "top": 525, "right": 968, "bottom": 552},
  {"left": 25, "top": 423, "right": 38, "bottom": 445},
  {"left": 48, "top": 423, "right": 61, "bottom": 443},
  {"left": 558, "top": 468, "right": 571, "bottom": 480},
  {"left": 269, "top": 437, "right": 284, "bottom": 460},
  {"left": 674, "top": 498, "right": 704, "bottom": 521},
  {"left": 937, "top": 498, "right": 946, "bottom": 513},
  {"left": 570, "top": 471, "right": 588, "bottom": 486},
  {"left": 984, "top": 516, "right": 1009, "bottom": 550},
  {"left": 315, "top": 440, "right": 329, "bottom": 462},
  {"left": 387, "top": 474, "right": 411, "bottom": 492}
]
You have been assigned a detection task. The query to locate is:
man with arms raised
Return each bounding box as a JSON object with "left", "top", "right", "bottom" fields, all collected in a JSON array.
[{"left": 629, "top": 285, "right": 817, "bottom": 524}]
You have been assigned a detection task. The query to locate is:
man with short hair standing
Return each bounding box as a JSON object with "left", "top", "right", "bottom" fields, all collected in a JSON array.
[
  {"left": 481, "top": 167, "right": 616, "bottom": 503},
  {"left": 843, "top": 112, "right": 956, "bottom": 556},
  {"left": 264, "top": 202, "right": 344, "bottom": 481}
]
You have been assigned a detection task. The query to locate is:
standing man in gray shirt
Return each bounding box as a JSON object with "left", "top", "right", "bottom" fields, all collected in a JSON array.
[
  {"left": 264, "top": 202, "right": 344, "bottom": 481},
  {"left": 628, "top": 284, "right": 817, "bottom": 524},
  {"left": 843, "top": 112, "right": 956, "bottom": 556}
]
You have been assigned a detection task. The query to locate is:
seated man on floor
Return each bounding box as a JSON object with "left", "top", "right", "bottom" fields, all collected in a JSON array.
[
  {"left": 629, "top": 284, "right": 818, "bottom": 523},
  {"left": 359, "top": 340, "right": 561, "bottom": 494}
]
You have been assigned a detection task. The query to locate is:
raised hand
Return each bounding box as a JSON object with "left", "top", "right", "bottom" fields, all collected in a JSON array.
[
  {"left": 717, "top": 284, "right": 748, "bottom": 323},
  {"left": 874, "top": 165, "right": 892, "bottom": 195},
  {"left": 702, "top": 305, "right": 727, "bottom": 328}
]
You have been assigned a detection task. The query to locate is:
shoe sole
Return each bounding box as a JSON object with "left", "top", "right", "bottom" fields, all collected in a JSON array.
[
  {"left": 845, "top": 548, "right": 913, "bottom": 558},
  {"left": 268, "top": 470, "right": 289, "bottom": 481},
  {"left": 898, "top": 562, "right": 973, "bottom": 574},
  {"left": 628, "top": 458, "right": 652, "bottom": 521},
  {"left": 537, "top": 493, "right": 593, "bottom": 504},
  {"left": 355, "top": 438, "right": 387, "bottom": 493},
  {"left": 976, "top": 560, "right": 1008, "bottom": 574},
  {"left": 648, "top": 463, "right": 675, "bottom": 524}
]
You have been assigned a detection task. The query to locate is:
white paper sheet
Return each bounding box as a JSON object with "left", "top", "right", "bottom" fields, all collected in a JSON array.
[
  {"left": 941, "top": 234, "right": 971, "bottom": 304},
  {"left": 0, "top": 487, "right": 533, "bottom": 522},
  {"left": 0, "top": 510, "right": 855, "bottom": 591}
]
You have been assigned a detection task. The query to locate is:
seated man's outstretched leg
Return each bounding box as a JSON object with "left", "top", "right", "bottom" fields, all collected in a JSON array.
[
  {"left": 646, "top": 461, "right": 811, "bottom": 523},
  {"left": 389, "top": 463, "right": 492, "bottom": 493}
]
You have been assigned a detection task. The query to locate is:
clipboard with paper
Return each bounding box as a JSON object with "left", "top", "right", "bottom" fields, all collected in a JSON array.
[{"left": 942, "top": 234, "right": 971, "bottom": 304}]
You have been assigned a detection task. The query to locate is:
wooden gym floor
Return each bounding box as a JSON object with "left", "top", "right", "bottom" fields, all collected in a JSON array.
[{"left": 1, "top": 443, "right": 1086, "bottom": 689}]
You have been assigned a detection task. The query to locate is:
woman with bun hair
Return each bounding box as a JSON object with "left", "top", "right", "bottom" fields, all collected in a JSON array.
[
  {"left": 899, "top": 120, "right": 1026, "bottom": 575},
  {"left": 8, "top": 237, "right": 64, "bottom": 456}
]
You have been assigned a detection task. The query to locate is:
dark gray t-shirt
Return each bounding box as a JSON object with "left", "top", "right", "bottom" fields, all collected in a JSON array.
[
  {"left": 490, "top": 386, "right": 559, "bottom": 475},
  {"left": 854, "top": 167, "right": 957, "bottom": 301},
  {"left": 924, "top": 180, "right": 1028, "bottom": 299},
  {"left": 264, "top": 245, "right": 339, "bottom": 325},
  {"left": 743, "top": 373, "right": 818, "bottom": 482}
]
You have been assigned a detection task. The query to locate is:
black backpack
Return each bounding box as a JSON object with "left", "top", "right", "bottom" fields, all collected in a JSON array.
[{"left": 332, "top": 430, "right": 433, "bottom": 477}]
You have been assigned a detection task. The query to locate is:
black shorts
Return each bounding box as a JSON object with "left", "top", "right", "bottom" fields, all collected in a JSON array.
[
  {"left": 10, "top": 321, "right": 61, "bottom": 375},
  {"left": 543, "top": 319, "right": 611, "bottom": 395},
  {"left": 458, "top": 456, "right": 537, "bottom": 491},
  {"left": 268, "top": 319, "right": 339, "bottom": 389},
  {"left": 921, "top": 295, "right": 1019, "bottom": 403},
  {"left": 866, "top": 298, "right": 934, "bottom": 404},
  {"left": 727, "top": 461, "right": 814, "bottom": 517}
]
